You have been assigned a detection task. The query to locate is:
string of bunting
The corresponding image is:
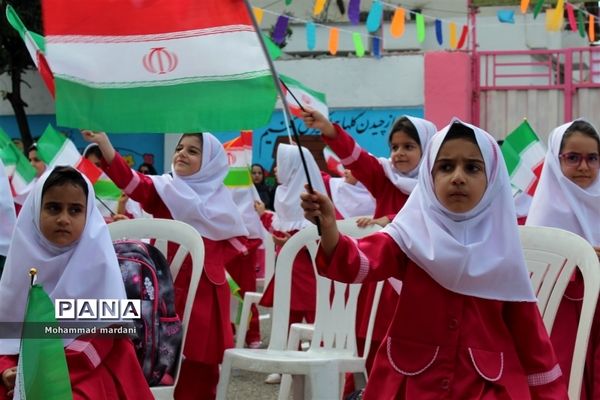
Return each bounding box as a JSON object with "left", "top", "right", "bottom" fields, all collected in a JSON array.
[
  {"left": 252, "top": 1, "right": 470, "bottom": 56},
  {"left": 253, "top": 0, "right": 598, "bottom": 58}
]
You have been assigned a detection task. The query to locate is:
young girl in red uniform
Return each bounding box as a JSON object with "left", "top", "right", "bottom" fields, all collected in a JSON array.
[
  {"left": 301, "top": 109, "right": 437, "bottom": 382},
  {"left": 0, "top": 166, "right": 152, "bottom": 399},
  {"left": 82, "top": 131, "right": 249, "bottom": 399},
  {"left": 301, "top": 119, "right": 567, "bottom": 399},
  {"left": 527, "top": 119, "right": 600, "bottom": 399}
]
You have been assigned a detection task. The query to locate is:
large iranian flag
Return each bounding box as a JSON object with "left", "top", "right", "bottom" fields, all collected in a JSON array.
[
  {"left": 500, "top": 120, "right": 546, "bottom": 196},
  {"left": 41, "top": 0, "right": 277, "bottom": 133}
]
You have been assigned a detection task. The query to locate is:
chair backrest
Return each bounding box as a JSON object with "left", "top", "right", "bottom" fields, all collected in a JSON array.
[
  {"left": 269, "top": 218, "right": 382, "bottom": 354},
  {"left": 108, "top": 218, "right": 205, "bottom": 387},
  {"left": 263, "top": 226, "right": 276, "bottom": 287},
  {"left": 519, "top": 226, "right": 600, "bottom": 400}
]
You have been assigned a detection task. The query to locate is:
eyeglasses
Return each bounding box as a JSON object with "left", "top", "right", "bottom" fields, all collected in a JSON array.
[{"left": 559, "top": 152, "right": 600, "bottom": 168}]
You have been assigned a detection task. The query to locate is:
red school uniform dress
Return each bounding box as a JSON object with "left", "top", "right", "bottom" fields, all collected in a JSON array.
[
  {"left": 526, "top": 120, "right": 600, "bottom": 399},
  {"left": 0, "top": 168, "right": 153, "bottom": 399},
  {"left": 322, "top": 119, "right": 435, "bottom": 370},
  {"left": 102, "top": 134, "right": 249, "bottom": 399},
  {"left": 257, "top": 143, "right": 327, "bottom": 325},
  {"left": 317, "top": 120, "right": 567, "bottom": 399}
]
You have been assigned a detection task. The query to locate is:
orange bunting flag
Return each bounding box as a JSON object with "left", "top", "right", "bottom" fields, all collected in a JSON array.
[
  {"left": 314, "top": 0, "right": 326, "bottom": 16},
  {"left": 590, "top": 14, "right": 596, "bottom": 42},
  {"left": 390, "top": 8, "right": 405, "bottom": 38},
  {"left": 520, "top": 0, "right": 530, "bottom": 14},
  {"left": 253, "top": 7, "right": 264, "bottom": 25},
  {"left": 449, "top": 22, "right": 458, "bottom": 49},
  {"left": 328, "top": 28, "right": 339, "bottom": 55}
]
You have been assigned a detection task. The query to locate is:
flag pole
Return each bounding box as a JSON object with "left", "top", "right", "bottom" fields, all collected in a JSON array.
[{"left": 242, "top": 0, "right": 321, "bottom": 235}]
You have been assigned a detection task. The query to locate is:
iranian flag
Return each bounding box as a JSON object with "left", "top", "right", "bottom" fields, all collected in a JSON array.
[
  {"left": 280, "top": 74, "right": 328, "bottom": 118},
  {"left": 500, "top": 120, "right": 546, "bottom": 196},
  {"left": 41, "top": 0, "right": 277, "bottom": 133},
  {"left": 223, "top": 130, "right": 253, "bottom": 188},
  {"left": 5, "top": 5, "right": 55, "bottom": 96},
  {"left": 0, "top": 129, "right": 37, "bottom": 198},
  {"left": 16, "top": 284, "right": 73, "bottom": 400},
  {"left": 323, "top": 146, "right": 344, "bottom": 176}
]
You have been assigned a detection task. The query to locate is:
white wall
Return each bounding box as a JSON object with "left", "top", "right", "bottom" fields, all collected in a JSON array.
[{"left": 0, "top": 70, "right": 54, "bottom": 116}]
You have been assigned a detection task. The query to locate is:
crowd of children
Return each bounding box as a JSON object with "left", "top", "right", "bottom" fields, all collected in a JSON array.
[{"left": 0, "top": 111, "right": 598, "bottom": 400}]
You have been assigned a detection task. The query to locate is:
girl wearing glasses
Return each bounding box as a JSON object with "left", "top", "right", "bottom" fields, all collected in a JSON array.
[{"left": 527, "top": 119, "right": 600, "bottom": 399}]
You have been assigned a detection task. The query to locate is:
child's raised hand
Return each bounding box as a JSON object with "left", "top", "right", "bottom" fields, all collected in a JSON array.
[
  {"left": 254, "top": 201, "right": 266, "bottom": 216},
  {"left": 81, "top": 130, "right": 108, "bottom": 144},
  {"left": 2, "top": 366, "right": 16, "bottom": 393},
  {"left": 300, "top": 185, "right": 336, "bottom": 229},
  {"left": 301, "top": 108, "right": 336, "bottom": 138}
]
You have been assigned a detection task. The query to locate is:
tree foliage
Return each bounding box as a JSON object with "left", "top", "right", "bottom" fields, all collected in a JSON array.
[{"left": 0, "top": 0, "right": 43, "bottom": 150}]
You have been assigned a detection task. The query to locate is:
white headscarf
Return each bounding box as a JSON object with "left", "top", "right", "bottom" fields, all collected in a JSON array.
[
  {"left": 150, "top": 133, "right": 248, "bottom": 240},
  {"left": 0, "top": 159, "right": 16, "bottom": 257},
  {"left": 526, "top": 120, "right": 600, "bottom": 246},
  {"left": 378, "top": 116, "right": 437, "bottom": 194},
  {"left": 230, "top": 186, "right": 264, "bottom": 240},
  {"left": 273, "top": 144, "right": 326, "bottom": 231},
  {"left": 0, "top": 167, "right": 126, "bottom": 354},
  {"left": 383, "top": 118, "right": 536, "bottom": 302},
  {"left": 329, "top": 177, "right": 375, "bottom": 218}
]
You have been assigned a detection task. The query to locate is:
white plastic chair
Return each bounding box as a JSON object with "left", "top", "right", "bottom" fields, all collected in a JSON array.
[
  {"left": 217, "top": 219, "right": 384, "bottom": 400},
  {"left": 109, "top": 218, "right": 205, "bottom": 400},
  {"left": 519, "top": 226, "right": 600, "bottom": 400},
  {"left": 278, "top": 219, "right": 383, "bottom": 399}
]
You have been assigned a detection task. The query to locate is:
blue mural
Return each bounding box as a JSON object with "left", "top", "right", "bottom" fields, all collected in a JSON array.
[
  {"left": 0, "top": 115, "right": 165, "bottom": 174},
  {"left": 215, "top": 107, "right": 424, "bottom": 171}
]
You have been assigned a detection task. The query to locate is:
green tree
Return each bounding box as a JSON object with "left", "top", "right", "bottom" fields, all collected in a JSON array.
[{"left": 0, "top": 0, "right": 43, "bottom": 151}]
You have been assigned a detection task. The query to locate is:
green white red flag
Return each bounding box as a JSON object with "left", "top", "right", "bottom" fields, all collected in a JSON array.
[
  {"left": 41, "top": 0, "right": 277, "bottom": 133},
  {"left": 323, "top": 146, "right": 344, "bottom": 176},
  {"left": 500, "top": 120, "right": 546, "bottom": 196},
  {"left": 0, "top": 128, "right": 37, "bottom": 198},
  {"left": 36, "top": 125, "right": 120, "bottom": 200},
  {"left": 5, "top": 5, "right": 55, "bottom": 96},
  {"left": 223, "top": 131, "right": 253, "bottom": 188},
  {"left": 280, "top": 74, "right": 328, "bottom": 118}
]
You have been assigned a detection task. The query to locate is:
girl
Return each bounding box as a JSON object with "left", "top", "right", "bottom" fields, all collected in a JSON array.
[
  {"left": 301, "top": 109, "right": 437, "bottom": 382},
  {"left": 526, "top": 119, "right": 600, "bottom": 399},
  {"left": 251, "top": 163, "right": 276, "bottom": 211},
  {"left": 301, "top": 120, "right": 567, "bottom": 399},
  {"left": 0, "top": 159, "right": 16, "bottom": 274},
  {"left": 328, "top": 169, "right": 376, "bottom": 220},
  {"left": 82, "top": 131, "right": 249, "bottom": 399},
  {"left": 0, "top": 166, "right": 152, "bottom": 399}
]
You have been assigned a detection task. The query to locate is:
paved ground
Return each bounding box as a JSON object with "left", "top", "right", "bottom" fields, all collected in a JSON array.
[{"left": 225, "top": 308, "right": 283, "bottom": 399}]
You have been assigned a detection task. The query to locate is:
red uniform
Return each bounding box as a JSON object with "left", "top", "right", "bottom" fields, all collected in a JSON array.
[
  {"left": 102, "top": 153, "right": 244, "bottom": 399},
  {"left": 0, "top": 338, "right": 152, "bottom": 400},
  {"left": 258, "top": 212, "right": 316, "bottom": 325},
  {"left": 323, "top": 124, "right": 409, "bottom": 369},
  {"left": 317, "top": 233, "right": 567, "bottom": 399}
]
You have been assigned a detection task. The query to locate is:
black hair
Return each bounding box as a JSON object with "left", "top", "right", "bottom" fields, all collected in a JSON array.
[
  {"left": 251, "top": 163, "right": 266, "bottom": 184},
  {"left": 560, "top": 120, "right": 600, "bottom": 153},
  {"left": 444, "top": 122, "right": 477, "bottom": 145},
  {"left": 27, "top": 143, "right": 38, "bottom": 154},
  {"left": 42, "top": 166, "right": 89, "bottom": 200},
  {"left": 388, "top": 117, "right": 421, "bottom": 147},
  {"left": 137, "top": 163, "right": 157, "bottom": 175},
  {"left": 83, "top": 144, "right": 103, "bottom": 160},
  {"left": 178, "top": 133, "right": 204, "bottom": 149}
]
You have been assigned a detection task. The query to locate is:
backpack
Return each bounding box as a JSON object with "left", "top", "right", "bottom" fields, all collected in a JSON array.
[{"left": 113, "top": 239, "right": 183, "bottom": 386}]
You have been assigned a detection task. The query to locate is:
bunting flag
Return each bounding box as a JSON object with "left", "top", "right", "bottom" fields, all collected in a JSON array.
[
  {"left": 416, "top": 14, "right": 426, "bottom": 43},
  {"left": 5, "top": 5, "right": 55, "bottom": 96},
  {"left": 313, "top": 0, "right": 326, "bottom": 16},
  {"left": 457, "top": 25, "right": 469, "bottom": 49},
  {"left": 223, "top": 131, "right": 253, "bottom": 188},
  {"left": 352, "top": 32, "right": 365, "bottom": 57},
  {"left": 323, "top": 146, "right": 344, "bottom": 176},
  {"left": 41, "top": 0, "right": 277, "bottom": 133},
  {"left": 533, "top": 0, "right": 545, "bottom": 19},
  {"left": 435, "top": 19, "right": 443, "bottom": 45},
  {"left": 520, "top": 0, "right": 530, "bottom": 14},
  {"left": 348, "top": 0, "right": 361, "bottom": 25},
  {"left": 390, "top": 8, "right": 405, "bottom": 38},
  {"left": 449, "top": 22, "right": 458, "bottom": 49},
  {"left": 272, "top": 15, "right": 290, "bottom": 45},
  {"left": 500, "top": 120, "right": 545, "bottom": 196},
  {"left": 17, "top": 284, "right": 73, "bottom": 400},
  {"left": 497, "top": 10, "right": 515, "bottom": 24},
  {"left": 545, "top": 0, "right": 564, "bottom": 32},
  {"left": 280, "top": 74, "right": 328, "bottom": 118},
  {"left": 306, "top": 22, "right": 316, "bottom": 50},
  {"left": 566, "top": 3, "right": 578, "bottom": 32},
  {"left": 328, "top": 28, "right": 339, "bottom": 55},
  {"left": 366, "top": 1, "right": 383, "bottom": 33}
]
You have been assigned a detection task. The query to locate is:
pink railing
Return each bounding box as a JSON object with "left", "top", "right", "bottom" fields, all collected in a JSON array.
[{"left": 474, "top": 47, "right": 600, "bottom": 123}]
